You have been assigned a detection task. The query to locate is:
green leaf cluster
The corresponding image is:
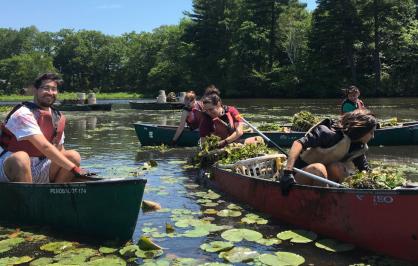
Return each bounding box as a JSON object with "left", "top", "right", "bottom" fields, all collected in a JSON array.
[{"left": 343, "top": 166, "right": 406, "bottom": 189}]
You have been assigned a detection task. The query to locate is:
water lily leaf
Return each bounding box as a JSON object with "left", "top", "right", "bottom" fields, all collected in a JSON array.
[
  {"left": 226, "top": 204, "right": 242, "bottom": 210},
  {"left": 142, "top": 227, "right": 158, "bottom": 233},
  {"left": 137, "top": 236, "right": 162, "bottom": 250},
  {"left": 202, "top": 202, "right": 219, "bottom": 207},
  {"left": 54, "top": 247, "right": 97, "bottom": 264},
  {"left": 221, "top": 229, "right": 263, "bottom": 242},
  {"left": 171, "top": 209, "right": 194, "bottom": 215},
  {"left": 258, "top": 254, "right": 282, "bottom": 266},
  {"left": 29, "top": 257, "right": 54, "bottom": 266},
  {"left": 219, "top": 247, "right": 259, "bottom": 263},
  {"left": 200, "top": 241, "right": 234, "bottom": 252},
  {"left": 255, "top": 238, "right": 281, "bottom": 246},
  {"left": 135, "top": 248, "right": 164, "bottom": 259},
  {"left": 201, "top": 263, "right": 231, "bottom": 266},
  {"left": 197, "top": 199, "right": 212, "bottom": 204},
  {"left": 171, "top": 257, "right": 199, "bottom": 265},
  {"left": 184, "top": 184, "right": 200, "bottom": 189},
  {"left": 24, "top": 233, "right": 47, "bottom": 242},
  {"left": 99, "top": 247, "right": 118, "bottom": 254},
  {"left": 119, "top": 244, "right": 140, "bottom": 258},
  {"left": 198, "top": 223, "right": 231, "bottom": 233},
  {"left": 315, "top": 239, "right": 355, "bottom": 252},
  {"left": 0, "top": 237, "right": 25, "bottom": 253},
  {"left": 274, "top": 251, "right": 305, "bottom": 266},
  {"left": 40, "top": 241, "right": 76, "bottom": 254},
  {"left": 203, "top": 209, "right": 218, "bottom": 215},
  {"left": 276, "top": 230, "right": 317, "bottom": 243},
  {"left": 168, "top": 160, "right": 187, "bottom": 165},
  {"left": 241, "top": 214, "right": 268, "bottom": 225},
  {"left": 86, "top": 255, "right": 126, "bottom": 265},
  {"left": 0, "top": 256, "right": 33, "bottom": 265},
  {"left": 217, "top": 209, "right": 242, "bottom": 217},
  {"left": 142, "top": 258, "right": 171, "bottom": 266},
  {"left": 182, "top": 228, "right": 210, "bottom": 238},
  {"left": 161, "top": 177, "right": 178, "bottom": 184},
  {"left": 151, "top": 232, "right": 170, "bottom": 238}
]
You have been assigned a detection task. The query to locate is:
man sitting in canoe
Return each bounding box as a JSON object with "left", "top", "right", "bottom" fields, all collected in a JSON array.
[
  {"left": 341, "top": 85, "right": 365, "bottom": 114},
  {"left": 0, "top": 73, "right": 86, "bottom": 183},
  {"left": 172, "top": 91, "right": 203, "bottom": 145},
  {"left": 199, "top": 93, "right": 261, "bottom": 148},
  {"left": 282, "top": 109, "right": 377, "bottom": 189}
]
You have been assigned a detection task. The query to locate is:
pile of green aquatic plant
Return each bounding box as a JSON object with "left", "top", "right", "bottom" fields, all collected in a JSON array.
[
  {"left": 291, "top": 111, "right": 320, "bottom": 131},
  {"left": 257, "top": 123, "right": 286, "bottom": 132},
  {"left": 343, "top": 165, "right": 406, "bottom": 189},
  {"left": 200, "top": 135, "right": 222, "bottom": 153},
  {"left": 219, "top": 143, "right": 273, "bottom": 165},
  {"left": 379, "top": 117, "right": 398, "bottom": 128}
]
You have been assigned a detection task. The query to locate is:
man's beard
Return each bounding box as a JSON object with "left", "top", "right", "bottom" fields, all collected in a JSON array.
[{"left": 37, "top": 96, "right": 56, "bottom": 107}]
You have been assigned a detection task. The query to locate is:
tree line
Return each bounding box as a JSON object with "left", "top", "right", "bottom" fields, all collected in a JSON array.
[{"left": 0, "top": 0, "right": 416, "bottom": 97}]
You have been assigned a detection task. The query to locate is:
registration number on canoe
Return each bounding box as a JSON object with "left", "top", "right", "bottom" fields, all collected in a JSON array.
[{"left": 49, "top": 188, "right": 87, "bottom": 194}]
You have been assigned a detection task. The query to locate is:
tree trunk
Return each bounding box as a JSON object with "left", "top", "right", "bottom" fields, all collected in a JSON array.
[{"left": 268, "top": 0, "right": 276, "bottom": 71}]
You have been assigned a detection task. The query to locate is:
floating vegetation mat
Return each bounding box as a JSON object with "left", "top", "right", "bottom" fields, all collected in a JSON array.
[{"left": 343, "top": 164, "right": 407, "bottom": 189}]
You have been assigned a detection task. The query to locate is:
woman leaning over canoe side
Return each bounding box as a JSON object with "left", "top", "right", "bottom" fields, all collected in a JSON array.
[
  {"left": 341, "top": 85, "right": 365, "bottom": 114},
  {"left": 171, "top": 91, "right": 203, "bottom": 145},
  {"left": 199, "top": 93, "right": 262, "bottom": 148},
  {"left": 281, "top": 109, "right": 377, "bottom": 191}
]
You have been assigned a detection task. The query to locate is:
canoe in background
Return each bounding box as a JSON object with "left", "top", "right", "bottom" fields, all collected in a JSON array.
[
  {"left": 133, "top": 122, "right": 418, "bottom": 147},
  {"left": 0, "top": 177, "right": 146, "bottom": 241},
  {"left": 129, "top": 101, "right": 184, "bottom": 110},
  {"left": 201, "top": 166, "right": 418, "bottom": 262},
  {"left": 54, "top": 103, "right": 112, "bottom": 111}
]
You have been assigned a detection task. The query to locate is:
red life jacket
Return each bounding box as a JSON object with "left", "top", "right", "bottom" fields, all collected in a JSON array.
[
  {"left": 185, "top": 101, "right": 203, "bottom": 130},
  {"left": 0, "top": 102, "right": 66, "bottom": 157},
  {"left": 212, "top": 106, "right": 239, "bottom": 139}
]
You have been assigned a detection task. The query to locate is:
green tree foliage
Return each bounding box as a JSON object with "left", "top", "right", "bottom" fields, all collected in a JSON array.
[{"left": 0, "top": 1, "right": 416, "bottom": 97}]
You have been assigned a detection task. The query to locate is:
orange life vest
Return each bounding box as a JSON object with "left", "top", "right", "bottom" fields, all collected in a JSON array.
[{"left": 0, "top": 102, "right": 66, "bottom": 157}]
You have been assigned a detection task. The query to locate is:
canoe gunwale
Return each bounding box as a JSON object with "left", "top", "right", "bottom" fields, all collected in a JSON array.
[{"left": 2, "top": 177, "right": 147, "bottom": 187}]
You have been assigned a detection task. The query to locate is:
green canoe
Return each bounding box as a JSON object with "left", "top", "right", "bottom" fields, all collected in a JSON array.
[
  {"left": 0, "top": 177, "right": 146, "bottom": 241},
  {"left": 54, "top": 103, "right": 112, "bottom": 111},
  {"left": 133, "top": 122, "right": 418, "bottom": 147},
  {"left": 129, "top": 101, "right": 184, "bottom": 110}
]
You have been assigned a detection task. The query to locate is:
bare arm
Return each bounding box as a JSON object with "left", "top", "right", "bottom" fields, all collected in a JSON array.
[
  {"left": 172, "top": 110, "right": 189, "bottom": 142},
  {"left": 26, "top": 134, "right": 76, "bottom": 171},
  {"left": 285, "top": 141, "right": 303, "bottom": 171},
  {"left": 224, "top": 122, "right": 244, "bottom": 144}
]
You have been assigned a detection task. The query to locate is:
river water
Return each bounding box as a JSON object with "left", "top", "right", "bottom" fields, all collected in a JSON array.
[{"left": 0, "top": 98, "right": 417, "bottom": 265}]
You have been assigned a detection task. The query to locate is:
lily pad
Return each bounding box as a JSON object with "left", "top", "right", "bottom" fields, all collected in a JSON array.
[
  {"left": 200, "top": 241, "right": 234, "bottom": 252},
  {"left": 255, "top": 238, "right": 282, "bottom": 246},
  {"left": 219, "top": 247, "right": 259, "bottom": 263},
  {"left": 0, "top": 256, "right": 33, "bottom": 265},
  {"left": 226, "top": 204, "right": 242, "bottom": 210},
  {"left": 203, "top": 209, "right": 218, "bottom": 215},
  {"left": 221, "top": 229, "right": 263, "bottom": 242},
  {"left": 0, "top": 237, "right": 25, "bottom": 253},
  {"left": 315, "top": 239, "right": 355, "bottom": 252},
  {"left": 142, "top": 258, "right": 171, "bottom": 266},
  {"left": 119, "top": 245, "right": 140, "bottom": 258},
  {"left": 99, "top": 246, "right": 118, "bottom": 254},
  {"left": 202, "top": 202, "right": 219, "bottom": 207},
  {"left": 135, "top": 249, "right": 164, "bottom": 259},
  {"left": 182, "top": 228, "right": 210, "bottom": 238},
  {"left": 40, "top": 241, "right": 76, "bottom": 254},
  {"left": 274, "top": 251, "right": 305, "bottom": 266},
  {"left": 171, "top": 257, "right": 199, "bottom": 265},
  {"left": 137, "top": 236, "right": 162, "bottom": 250},
  {"left": 277, "top": 230, "right": 317, "bottom": 243},
  {"left": 217, "top": 209, "right": 242, "bottom": 217},
  {"left": 54, "top": 247, "right": 97, "bottom": 264},
  {"left": 241, "top": 213, "right": 268, "bottom": 225},
  {"left": 86, "top": 255, "right": 126, "bottom": 265},
  {"left": 184, "top": 184, "right": 200, "bottom": 189},
  {"left": 29, "top": 257, "right": 54, "bottom": 266}
]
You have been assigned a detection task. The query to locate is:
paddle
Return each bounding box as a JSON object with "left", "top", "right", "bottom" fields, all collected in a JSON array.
[{"left": 240, "top": 117, "right": 343, "bottom": 188}]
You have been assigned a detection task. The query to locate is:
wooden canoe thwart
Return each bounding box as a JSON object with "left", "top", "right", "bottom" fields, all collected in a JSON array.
[
  {"left": 199, "top": 166, "right": 418, "bottom": 262},
  {"left": 133, "top": 122, "right": 418, "bottom": 147},
  {"left": 129, "top": 101, "right": 184, "bottom": 110},
  {"left": 0, "top": 177, "right": 146, "bottom": 241},
  {"left": 54, "top": 103, "right": 112, "bottom": 111}
]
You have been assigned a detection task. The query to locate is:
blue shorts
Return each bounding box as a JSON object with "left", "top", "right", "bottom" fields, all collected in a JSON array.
[{"left": 0, "top": 151, "right": 51, "bottom": 183}]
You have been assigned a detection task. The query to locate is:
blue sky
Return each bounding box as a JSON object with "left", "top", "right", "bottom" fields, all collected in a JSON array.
[{"left": 0, "top": 0, "right": 316, "bottom": 36}]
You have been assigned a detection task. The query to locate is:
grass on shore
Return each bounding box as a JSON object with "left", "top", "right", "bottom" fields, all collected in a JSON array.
[{"left": 0, "top": 92, "right": 143, "bottom": 102}]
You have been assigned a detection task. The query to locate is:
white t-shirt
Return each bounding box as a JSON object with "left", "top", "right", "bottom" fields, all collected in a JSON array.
[{"left": 5, "top": 106, "right": 65, "bottom": 144}]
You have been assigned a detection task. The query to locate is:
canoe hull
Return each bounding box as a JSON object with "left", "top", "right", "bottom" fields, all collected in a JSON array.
[
  {"left": 203, "top": 167, "right": 418, "bottom": 262},
  {"left": 0, "top": 178, "right": 146, "bottom": 241},
  {"left": 129, "top": 101, "right": 184, "bottom": 110},
  {"left": 133, "top": 123, "right": 418, "bottom": 147}
]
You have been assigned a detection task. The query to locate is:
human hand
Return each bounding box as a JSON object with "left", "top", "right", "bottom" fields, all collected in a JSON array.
[
  {"left": 280, "top": 169, "right": 296, "bottom": 196},
  {"left": 71, "top": 166, "right": 89, "bottom": 177},
  {"left": 217, "top": 140, "right": 228, "bottom": 148},
  {"left": 171, "top": 139, "right": 177, "bottom": 146}
]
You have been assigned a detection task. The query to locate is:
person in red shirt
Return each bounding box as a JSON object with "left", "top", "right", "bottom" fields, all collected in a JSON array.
[{"left": 199, "top": 93, "right": 261, "bottom": 148}]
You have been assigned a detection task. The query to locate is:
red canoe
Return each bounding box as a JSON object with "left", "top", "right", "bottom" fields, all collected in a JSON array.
[{"left": 202, "top": 167, "right": 418, "bottom": 262}]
